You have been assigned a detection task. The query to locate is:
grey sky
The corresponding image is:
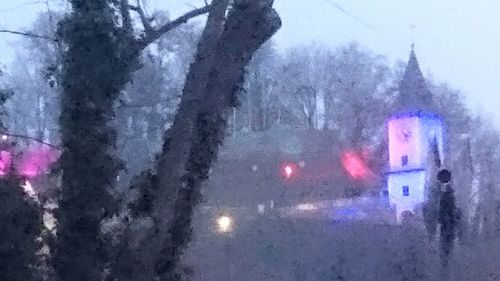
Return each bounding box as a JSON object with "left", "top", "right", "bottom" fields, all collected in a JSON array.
[{"left": 1, "top": 0, "right": 500, "bottom": 125}]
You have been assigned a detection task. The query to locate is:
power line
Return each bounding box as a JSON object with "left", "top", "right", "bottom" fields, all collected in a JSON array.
[
  {"left": 0, "top": 1, "right": 45, "bottom": 13},
  {"left": 321, "top": 0, "right": 376, "bottom": 31},
  {"left": 0, "top": 29, "right": 58, "bottom": 42}
]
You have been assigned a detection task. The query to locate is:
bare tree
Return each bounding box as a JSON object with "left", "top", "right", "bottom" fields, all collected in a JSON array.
[
  {"left": 277, "top": 45, "right": 334, "bottom": 130},
  {"left": 239, "top": 41, "right": 281, "bottom": 131},
  {"left": 4, "top": 11, "right": 63, "bottom": 144},
  {"left": 326, "top": 43, "right": 390, "bottom": 148}
]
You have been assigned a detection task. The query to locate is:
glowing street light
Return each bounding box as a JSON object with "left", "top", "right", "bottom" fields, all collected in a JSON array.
[
  {"left": 216, "top": 215, "right": 233, "bottom": 233},
  {"left": 282, "top": 163, "right": 297, "bottom": 179}
]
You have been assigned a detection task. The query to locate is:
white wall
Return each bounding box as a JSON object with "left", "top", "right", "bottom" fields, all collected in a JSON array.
[
  {"left": 387, "top": 113, "right": 444, "bottom": 222},
  {"left": 388, "top": 117, "right": 423, "bottom": 171},
  {"left": 388, "top": 170, "right": 426, "bottom": 221}
]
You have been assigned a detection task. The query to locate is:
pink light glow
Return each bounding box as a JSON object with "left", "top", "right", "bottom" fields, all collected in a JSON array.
[
  {"left": 341, "top": 151, "right": 374, "bottom": 181},
  {"left": 284, "top": 165, "right": 294, "bottom": 178},
  {"left": 0, "top": 150, "right": 12, "bottom": 177},
  {"left": 17, "top": 147, "right": 59, "bottom": 178},
  {"left": 281, "top": 162, "right": 299, "bottom": 180}
]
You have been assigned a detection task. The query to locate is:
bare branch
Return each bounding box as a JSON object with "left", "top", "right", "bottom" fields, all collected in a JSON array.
[
  {"left": 120, "top": 0, "right": 133, "bottom": 33},
  {"left": 0, "top": 29, "right": 58, "bottom": 42},
  {"left": 182, "top": 1, "right": 199, "bottom": 10},
  {"left": 129, "top": 0, "right": 153, "bottom": 33},
  {"left": 137, "top": 4, "right": 211, "bottom": 50},
  {"left": 0, "top": 132, "right": 61, "bottom": 149}
]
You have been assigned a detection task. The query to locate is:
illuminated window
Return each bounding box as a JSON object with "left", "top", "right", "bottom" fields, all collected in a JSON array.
[
  {"left": 402, "top": 186, "right": 409, "bottom": 196},
  {"left": 401, "top": 155, "right": 408, "bottom": 166}
]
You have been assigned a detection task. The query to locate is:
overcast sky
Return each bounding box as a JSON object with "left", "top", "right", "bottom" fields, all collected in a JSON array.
[{"left": 1, "top": 0, "right": 500, "bottom": 125}]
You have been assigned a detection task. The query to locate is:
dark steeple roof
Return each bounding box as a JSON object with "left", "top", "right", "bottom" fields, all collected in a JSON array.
[{"left": 396, "top": 46, "right": 433, "bottom": 111}]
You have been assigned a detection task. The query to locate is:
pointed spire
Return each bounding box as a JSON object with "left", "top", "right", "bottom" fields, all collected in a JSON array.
[
  {"left": 396, "top": 46, "right": 433, "bottom": 111},
  {"left": 430, "top": 136, "right": 441, "bottom": 168}
]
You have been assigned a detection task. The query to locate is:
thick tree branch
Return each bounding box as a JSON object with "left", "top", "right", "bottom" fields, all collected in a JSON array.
[
  {"left": 0, "top": 29, "right": 58, "bottom": 42},
  {"left": 137, "top": 4, "right": 210, "bottom": 50},
  {"left": 109, "top": 1, "right": 229, "bottom": 280},
  {"left": 154, "top": 1, "right": 281, "bottom": 277}
]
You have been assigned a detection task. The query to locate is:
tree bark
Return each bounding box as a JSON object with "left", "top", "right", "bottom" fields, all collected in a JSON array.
[
  {"left": 110, "top": 1, "right": 230, "bottom": 280},
  {"left": 154, "top": 1, "right": 281, "bottom": 279},
  {"left": 154, "top": 0, "right": 230, "bottom": 229},
  {"left": 54, "top": 2, "right": 134, "bottom": 280}
]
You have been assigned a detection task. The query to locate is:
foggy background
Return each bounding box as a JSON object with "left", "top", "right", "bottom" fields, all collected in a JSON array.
[
  {"left": 1, "top": 1, "right": 500, "bottom": 281},
  {"left": 2, "top": 0, "right": 500, "bottom": 125}
]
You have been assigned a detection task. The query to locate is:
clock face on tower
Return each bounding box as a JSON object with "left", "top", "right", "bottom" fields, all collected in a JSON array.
[{"left": 397, "top": 128, "right": 412, "bottom": 143}]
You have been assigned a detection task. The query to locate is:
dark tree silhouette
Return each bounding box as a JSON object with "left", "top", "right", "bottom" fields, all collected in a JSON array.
[
  {"left": 54, "top": 1, "right": 211, "bottom": 280},
  {"left": 53, "top": 0, "right": 280, "bottom": 280},
  {"left": 154, "top": 3, "right": 281, "bottom": 278},
  {"left": 0, "top": 176, "right": 43, "bottom": 281}
]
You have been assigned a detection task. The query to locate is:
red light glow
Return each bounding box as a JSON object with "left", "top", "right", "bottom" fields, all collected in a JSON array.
[
  {"left": 341, "top": 151, "right": 374, "bottom": 180},
  {"left": 284, "top": 165, "right": 293, "bottom": 177},
  {"left": 282, "top": 163, "right": 298, "bottom": 179}
]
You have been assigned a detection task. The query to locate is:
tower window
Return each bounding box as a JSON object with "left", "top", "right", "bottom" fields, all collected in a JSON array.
[
  {"left": 402, "top": 186, "right": 410, "bottom": 196},
  {"left": 401, "top": 155, "right": 408, "bottom": 166}
]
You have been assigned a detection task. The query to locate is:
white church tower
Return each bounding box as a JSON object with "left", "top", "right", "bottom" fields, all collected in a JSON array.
[{"left": 386, "top": 47, "right": 445, "bottom": 222}]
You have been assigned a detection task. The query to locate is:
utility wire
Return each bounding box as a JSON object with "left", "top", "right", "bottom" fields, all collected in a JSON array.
[
  {"left": 0, "top": 131, "right": 61, "bottom": 149},
  {"left": 322, "top": 0, "right": 376, "bottom": 31},
  {"left": 0, "top": 1, "right": 45, "bottom": 12},
  {"left": 0, "top": 29, "right": 58, "bottom": 42}
]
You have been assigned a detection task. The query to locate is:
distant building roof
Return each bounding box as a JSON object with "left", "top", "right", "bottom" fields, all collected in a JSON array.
[{"left": 395, "top": 47, "right": 433, "bottom": 112}]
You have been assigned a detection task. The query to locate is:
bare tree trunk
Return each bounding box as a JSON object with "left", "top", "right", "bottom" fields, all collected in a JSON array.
[
  {"left": 110, "top": 2, "right": 230, "bottom": 280},
  {"left": 154, "top": 0, "right": 229, "bottom": 228},
  {"left": 251, "top": 70, "right": 266, "bottom": 131},
  {"left": 154, "top": 1, "right": 281, "bottom": 279}
]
